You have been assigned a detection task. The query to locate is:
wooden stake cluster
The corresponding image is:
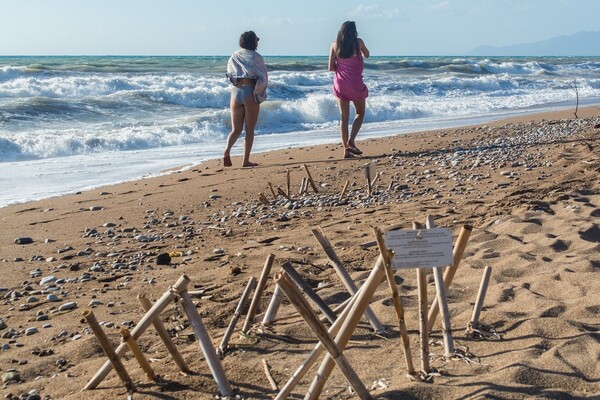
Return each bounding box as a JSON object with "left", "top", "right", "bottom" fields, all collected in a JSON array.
[{"left": 82, "top": 274, "right": 233, "bottom": 397}]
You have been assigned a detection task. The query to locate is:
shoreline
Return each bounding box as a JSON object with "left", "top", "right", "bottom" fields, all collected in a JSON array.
[{"left": 0, "top": 106, "right": 598, "bottom": 399}]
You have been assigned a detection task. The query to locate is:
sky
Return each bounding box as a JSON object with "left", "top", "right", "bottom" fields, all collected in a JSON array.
[{"left": 1, "top": 0, "right": 599, "bottom": 56}]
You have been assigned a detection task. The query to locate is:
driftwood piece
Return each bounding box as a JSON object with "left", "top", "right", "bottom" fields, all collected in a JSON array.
[
  {"left": 83, "top": 310, "right": 133, "bottom": 391},
  {"left": 426, "top": 225, "right": 473, "bottom": 333},
  {"left": 339, "top": 180, "right": 350, "bottom": 200},
  {"left": 373, "top": 227, "right": 415, "bottom": 376},
  {"left": 276, "top": 271, "right": 371, "bottom": 399},
  {"left": 242, "top": 254, "right": 276, "bottom": 333},
  {"left": 84, "top": 275, "right": 190, "bottom": 390},
  {"left": 180, "top": 291, "right": 233, "bottom": 397},
  {"left": 262, "top": 359, "right": 278, "bottom": 391},
  {"left": 305, "top": 256, "right": 386, "bottom": 399},
  {"left": 219, "top": 276, "right": 257, "bottom": 356},
  {"left": 311, "top": 226, "right": 385, "bottom": 333},
  {"left": 138, "top": 294, "right": 189, "bottom": 374},
  {"left": 120, "top": 328, "right": 156, "bottom": 381}
]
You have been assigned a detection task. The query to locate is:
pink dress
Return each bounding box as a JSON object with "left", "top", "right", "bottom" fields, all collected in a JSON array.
[{"left": 333, "top": 54, "right": 368, "bottom": 102}]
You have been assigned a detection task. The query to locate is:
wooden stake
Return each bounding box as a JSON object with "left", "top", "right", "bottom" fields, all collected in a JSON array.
[
  {"left": 262, "top": 359, "right": 278, "bottom": 391},
  {"left": 287, "top": 169, "right": 291, "bottom": 197},
  {"left": 242, "top": 254, "right": 276, "bottom": 333},
  {"left": 339, "top": 180, "right": 350, "bottom": 200},
  {"left": 83, "top": 310, "right": 133, "bottom": 391},
  {"left": 262, "top": 284, "right": 283, "bottom": 326},
  {"left": 305, "top": 256, "right": 386, "bottom": 400},
  {"left": 268, "top": 182, "right": 277, "bottom": 199},
  {"left": 120, "top": 328, "right": 155, "bottom": 381},
  {"left": 413, "top": 222, "right": 430, "bottom": 374},
  {"left": 373, "top": 227, "right": 415, "bottom": 376},
  {"left": 364, "top": 164, "right": 373, "bottom": 197},
  {"left": 180, "top": 291, "right": 233, "bottom": 397},
  {"left": 219, "top": 276, "right": 257, "bottom": 356},
  {"left": 281, "top": 261, "right": 337, "bottom": 324},
  {"left": 276, "top": 272, "right": 371, "bottom": 400},
  {"left": 275, "top": 281, "right": 362, "bottom": 400},
  {"left": 371, "top": 172, "right": 381, "bottom": 189},
  {"left": 311, "top": 226, "right": 385, "bottom": 333},
  {"left": 470, "top": 266, "right": 492, "bottom": 327},
  {"left": 138, "top": 294, "right": 189, "bottom": 374},
  {"left": 426, "top": 225, "right": 473, "bottom": 334},
  {"left": 303, "top": 164, "right": 319, "bottom": 193},
  {"left": 426, "top": 216, "right": 454, "bottom": 358},
  {"left": 276, "top": 187, "right": 290, "bottom": 200},
  {"left": 84, "top": 275, "right": 190, "bottom": 390},
  {"left": 259, "top": 192, "right": 270, "bottom": 204}
]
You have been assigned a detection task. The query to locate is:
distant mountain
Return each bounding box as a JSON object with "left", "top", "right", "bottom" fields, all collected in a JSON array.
[{"left": 469, "top": 31, "right": 600, "bottom": 56}]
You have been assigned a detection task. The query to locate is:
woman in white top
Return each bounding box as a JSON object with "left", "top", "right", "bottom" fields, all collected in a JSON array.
[{"left": 223, "top": 31, "right": 268, "bottom": 167}]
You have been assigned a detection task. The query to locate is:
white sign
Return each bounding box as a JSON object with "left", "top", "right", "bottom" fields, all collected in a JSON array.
[{"left": 384, "top": 228, "right": 454, "bottom": 269}]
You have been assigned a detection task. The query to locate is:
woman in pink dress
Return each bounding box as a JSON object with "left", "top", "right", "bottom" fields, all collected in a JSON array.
[{"left": 328, "top": 21, "right": 370, "bottom": 158}]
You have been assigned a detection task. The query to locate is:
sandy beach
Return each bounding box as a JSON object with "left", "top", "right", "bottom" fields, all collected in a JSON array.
[{"left": 1, "top": 107, "right": 599, "bottom": 399}]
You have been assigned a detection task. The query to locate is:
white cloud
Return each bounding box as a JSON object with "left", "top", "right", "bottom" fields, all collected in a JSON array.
[{"left": 348, "top": 4, "right": 401, "bottom": 20}]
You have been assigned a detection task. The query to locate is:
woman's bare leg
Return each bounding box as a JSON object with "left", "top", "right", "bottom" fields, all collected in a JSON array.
[
  {"left": 223, "top": 97, "right": 245, "bottom": 166},
  {"left": 242, "top": 98, "right": 260, "bottom": 167},
  {"left": 348, "top": 98, "right": 366, "bottom": 149},
  {"left": 337, "top": 98, "right": 350, "bottom": 148}
]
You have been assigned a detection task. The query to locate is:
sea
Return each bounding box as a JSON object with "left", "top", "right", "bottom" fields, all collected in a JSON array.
[{"left": 1, "top": 55, "right": 600, "bottom": 208}]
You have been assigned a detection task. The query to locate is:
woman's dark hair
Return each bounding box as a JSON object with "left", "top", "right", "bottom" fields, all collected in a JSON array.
[
  {"left": 336, "top": 21, "right": 359, "bottom": 58},
  {"left": 239, "top": 31, "right": 259, "bottom": 51}
]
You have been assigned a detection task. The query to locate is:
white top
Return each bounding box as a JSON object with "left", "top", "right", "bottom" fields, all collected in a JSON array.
[{"left": 226, "top": 49, "right": 268, "bottom": 103}]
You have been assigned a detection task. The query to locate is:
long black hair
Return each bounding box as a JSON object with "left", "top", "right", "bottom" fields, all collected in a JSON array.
[
  {"left": 239, "top": 31, "right": 259, "bottom": 51},
  {"left": 335, "top": 21, "right": 359, "bottom": 58}
]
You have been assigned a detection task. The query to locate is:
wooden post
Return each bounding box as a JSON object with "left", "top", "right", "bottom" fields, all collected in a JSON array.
[
  {"left": 120, "top": 328, "right": 156, "bottom": 381},
  {"left": 339, "top": 180, "right": 349, "bottom": 200},
  {"left": 303, "top": 164, "right": 319, "bottom": 193},
  {"left": 426, "top": 225, "right": 473, "bottom": 333},
  {"left": 426, "top": 216, "right": 454, "bottom": 358},
  {"left": 180, "top": 291, "right": 233, "bottom": 397},
  {"left": 275, "top": 284, "right": 361, "bottom": 400},
  {"left": 262, "top": 284, "right": 283, "bottom": 326},
  {"left": 259, "top": 192, "right": 270, "bottom": 204},
  {"left": 83, "top": 310, "right": 133, "bottom": 391},
  {"left": 242, "top": 254, "right": 276, "bottom": 333},
  {"left": 138, "top": 294, "right": 189, "bottom": 374},
  {"left": 413, "top": 222, "right": 430, "bottom": 374},
  {"left": 281, "top": 261, "right": 337, "bottom": 324},
  {"left": 262, "top": 359, "right": 278, "bottom": 391},
  {"left": 470, "top": 266, "right": 492, "bottom": 327},
  {"left": 219, "top": 276, "right": 257, "bottom": 356},
  {"left": 371, "top": 172, "right": 381, "bottom": 189},
  {"left": 277, "top": 187, "right": 290, "bottom": 200},
  {"left": 365, "top": 164, "right": 373, "bottom": 197},
  {"left": 287, "top": 169, "right": 291, "bottom": 197},
  {"left": 305, "top": 256, "right": 386, "bottom": 400},
  {"left": 268, "top": 182, "right": 277, "bottom": 199},
  {"left": 311, "top": 226, "right": 385, "bottom": 333},
  {"left": 84, "top": 275, "right": 190, "bottom": 390},
  {"left": 373, "top": 227, "right": 415, "bottom": 376},
  {"left": 276, "top": 271, "right": 371, "bottom": 400}
]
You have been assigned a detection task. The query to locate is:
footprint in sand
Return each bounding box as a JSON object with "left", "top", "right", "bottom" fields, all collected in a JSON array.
[
  {"left": 578, "top": 224, "right": 600, "bottom": 242},
  {"left": 550, "top": 239, "right": 571, "bottom": 252}
]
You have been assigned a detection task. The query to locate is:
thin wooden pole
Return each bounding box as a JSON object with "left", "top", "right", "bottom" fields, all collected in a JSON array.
[
  {"left": 286, "top": 169, "right": 291, "bottom": 197},
  {"left": 84, "top": 275, "right": 190, "bottom": 390},
  {"left": 339, "top": 180, "right": 350, "bottom": 200},
  {"left": 242, "top": 254, "right": 276, "bottom": 333},
  {"left": 426, "top": 216, "right": 454, "bottom": 358},
  {"left": 180, "top": 291, "right": 233, "bottom": 397},
  {"left": 470, "top": 266, "right": 492, "bottom": 327},
  {"left": 281, "top": 261, "right": 337, "bottom": 324},
  {"left": 305, "top": 256, "right": 386, "bottom": 400},
  {"left": 120, "top": 328, "right": 156, "bottom": 381},
  {"left": 373, "top": 227, "right": 415, "bottom": 376},
  {"left": 138, "top": 294, "right": 189, "bottom": 374},
  {"left": 413, "top": 222, "right": 430, "bottom": 374},
  {"left": 268, "top": 182, "right": 277, "bottom": 199},
  {"left": 262, "top": 284, "right": 283, "bottom": 326},
  {"left": 262, "top": 359, "right": 278, "bottom": 391},
  {"left": 276, "top": 271, "right": 371, "bottom": 400},
  {"left": 311, "top": 226, "right": 385, "bottom": 333},
  {"left": 83, "top": 310, "right": 133, "bottom": 391},
  {"left": 275, "top": 284, "right": 361, "bottom": 400},
  {"left": 259, "top": 192, "right": 270, "bottom": 204},
  {"left": 303, "top": 164, "right": 319, "bottom": 193},
  {"left": 219, "top": 276, "right": 257, "bottom": 356},
  {"left": 426, "top": 225, "right": 473, "bottom": 334},
  {"left": 365, "top": 164, "right": 373, "bottom": 197}
]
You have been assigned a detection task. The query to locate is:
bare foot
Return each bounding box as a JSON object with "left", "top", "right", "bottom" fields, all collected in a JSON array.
[
  {"left": 344, "top": 149, "right": 358, "bottom": 159},
  {"left": 243, "top": 161, "right": 258, "bottom": 167},
  {"left": 223, "top": 155, "right": 232, "bottom": 167},
  {"left": 346, "top": 146, "right": 363, "bottom": 155}
]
